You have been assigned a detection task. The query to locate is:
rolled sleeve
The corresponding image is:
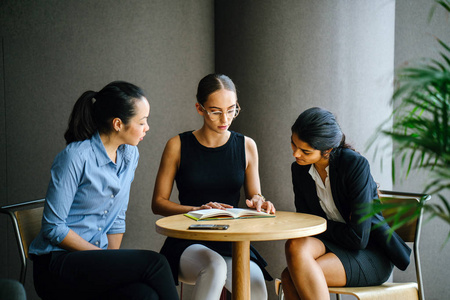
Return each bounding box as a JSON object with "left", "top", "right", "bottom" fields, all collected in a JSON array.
[{"left": 108, "top": 207, "right": 126, "bottom": 234}]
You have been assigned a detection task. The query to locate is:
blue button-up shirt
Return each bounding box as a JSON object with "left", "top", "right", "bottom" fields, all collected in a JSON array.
[{"left": 29, "top": 132, "right": 139, "bottom": 255}]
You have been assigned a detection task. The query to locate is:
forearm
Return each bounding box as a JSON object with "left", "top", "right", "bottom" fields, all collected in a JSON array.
[
  {"left": 152, "top": 197, "right": 197, "bottom": 217},
  {"left": 152, "top": 197, "right": 232, "bottom": 216},
  {"left": 107, "top": 233, "right": 123, "bottom": 249},
  {"left": 58, "top": 229, "right": 101, "bottom": 251}
]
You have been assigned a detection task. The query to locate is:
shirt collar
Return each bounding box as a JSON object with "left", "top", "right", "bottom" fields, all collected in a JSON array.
[
  {"left": 91, "top": 131, "right": 112, "bottom": 167},
  {"left": 308, "top": 164, "right": 329, "bottom": 186}
]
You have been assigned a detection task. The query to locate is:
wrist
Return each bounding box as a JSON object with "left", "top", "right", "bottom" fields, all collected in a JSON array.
[{"left": 257, "top": 193, "right": 265, "bottom": 202}]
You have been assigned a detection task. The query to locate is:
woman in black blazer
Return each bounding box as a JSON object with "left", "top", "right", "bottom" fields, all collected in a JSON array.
[{"left": 281, "top": 107, "right": 411, "bottom": 300}]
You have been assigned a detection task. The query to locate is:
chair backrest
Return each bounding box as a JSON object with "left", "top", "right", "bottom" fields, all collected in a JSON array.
[
  {"left": 378, "top": 190, "right": 430, "bottom": 242},
  {"left": 0, "top": 199, "right": 45, "bottom": 284},
  {"left": 15, "top": 207, "right": 44, "bottom": 259},
  {"left": 378, "top": 190, "right": 430, "bottom": 300}
]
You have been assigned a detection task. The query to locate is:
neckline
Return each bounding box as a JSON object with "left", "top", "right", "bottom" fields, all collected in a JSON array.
[{"left": 190, "top": 131, "right": 234, "bottom": 151}]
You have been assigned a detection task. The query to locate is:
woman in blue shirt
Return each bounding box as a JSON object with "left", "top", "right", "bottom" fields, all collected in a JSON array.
[{"left": 29, "top": 81, "right": 179, "bottom": 300}]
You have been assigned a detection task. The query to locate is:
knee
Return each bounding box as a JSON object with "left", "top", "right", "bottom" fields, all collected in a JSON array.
[
  {"left": 144, "top": 250, "right": 168, "bottom": 265},
  {"left": 285, "top": 237, "right": 306, "bottom": 256},
  {"left": 202, "top": 255, "right": 227, "bottom": 280},
  {"left": 139, "top": 250, "right": 171, "bottom": 275},
  {"left": 285, "top": 237, "right": 318, "bottom": 261},
  {"left": 284, "top": 237, "right": 312, "bottom": 255}
]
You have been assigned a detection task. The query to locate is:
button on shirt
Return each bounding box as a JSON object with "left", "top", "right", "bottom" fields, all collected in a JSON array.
[
  {"left": 309, "top": 165, "right": 345, "bottom": 223},
  {"left": 29, "top": 131, "right": 139, "bottom": 255}
]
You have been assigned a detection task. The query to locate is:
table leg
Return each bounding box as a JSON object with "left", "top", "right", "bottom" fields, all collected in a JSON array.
[{"left": 232, "top": 240, "right": 250, "bottom": 300}]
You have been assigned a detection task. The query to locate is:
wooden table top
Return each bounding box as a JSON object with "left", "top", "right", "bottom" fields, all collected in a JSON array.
[{"left": 155, "top": 211, "right": 326, "bottom": 242}]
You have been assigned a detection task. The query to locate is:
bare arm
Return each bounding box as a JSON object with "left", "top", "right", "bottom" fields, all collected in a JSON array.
[
  {"left": 151, "top": 136, "right": 186, "bottom": 216},
  {"left": 244, "top": 136, "right": 276, "bottom": 214},
  {"left": 107, "top": 233, "right": 123, "bottom": 250}
]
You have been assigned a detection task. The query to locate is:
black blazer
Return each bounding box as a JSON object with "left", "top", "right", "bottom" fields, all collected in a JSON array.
[{"left": 291, "top": 148, "right": 411, "bottom": 270}]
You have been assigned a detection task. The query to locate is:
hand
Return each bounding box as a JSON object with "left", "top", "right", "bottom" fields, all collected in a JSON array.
[
  {"left": 194, "top": 202, "right": 234, "bottom": 210},
  {"left": 246, "top": 194, "right": 276, "bottom": 214}
]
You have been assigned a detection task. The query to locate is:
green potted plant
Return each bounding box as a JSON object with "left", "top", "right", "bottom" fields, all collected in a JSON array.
[{"left": 367, "top": 0, "right": 450, "bottom": 243}]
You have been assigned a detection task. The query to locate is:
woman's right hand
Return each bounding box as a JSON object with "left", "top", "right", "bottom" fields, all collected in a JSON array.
[{"left": 193, "top": 202, "right": 234, "bottom": 211}]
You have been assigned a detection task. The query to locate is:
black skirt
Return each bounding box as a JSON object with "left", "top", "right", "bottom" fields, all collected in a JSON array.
[{"left": 321, "top": 238, "right": 394, "bottom": 287}]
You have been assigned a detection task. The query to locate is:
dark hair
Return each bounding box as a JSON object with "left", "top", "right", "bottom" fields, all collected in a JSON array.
[
  {"left": 64, "top": 81, "right": 146, "bottom": 144},
  {"left": 291, "top": 107, "right": 354, "bottom": 157},
  {"left": 196, "top": 74, "right": 237, "bottom": 105}
]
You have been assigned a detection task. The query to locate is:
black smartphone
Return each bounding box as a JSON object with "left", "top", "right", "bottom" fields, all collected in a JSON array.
[{"left": 188, "top": 224, "right": 229, "bottom": 230}]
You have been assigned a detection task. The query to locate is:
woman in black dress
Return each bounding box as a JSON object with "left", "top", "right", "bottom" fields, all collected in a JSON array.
[{"left": 152, "top": 74, "right": 276, "bottom": 299}]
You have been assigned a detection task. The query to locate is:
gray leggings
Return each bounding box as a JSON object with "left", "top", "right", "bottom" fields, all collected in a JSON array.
[{"left": 179, "top": 244, "right": 267, "bottom": 300}]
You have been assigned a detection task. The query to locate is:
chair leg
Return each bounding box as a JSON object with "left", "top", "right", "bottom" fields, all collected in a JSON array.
[{"left": 278, "top": 282, "right": 284, "bottom": 300}]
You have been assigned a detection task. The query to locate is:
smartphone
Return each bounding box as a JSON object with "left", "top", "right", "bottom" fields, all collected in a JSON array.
[{"left": 188, "top": 224, "right": 229, "bottom": 230}]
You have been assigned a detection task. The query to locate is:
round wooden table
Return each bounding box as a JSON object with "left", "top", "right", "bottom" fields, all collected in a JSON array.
[{"left": 156, "top": 211, "right": 326, "bottom": 300}]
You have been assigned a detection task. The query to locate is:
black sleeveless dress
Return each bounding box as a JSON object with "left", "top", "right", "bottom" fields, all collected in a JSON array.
[{"left": 159, "top": 131, "right": 272, "bottom": 283}]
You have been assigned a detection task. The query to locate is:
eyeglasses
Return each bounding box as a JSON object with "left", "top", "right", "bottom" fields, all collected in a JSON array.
[{"left": 200, "top": 103, "right": 241, "bottom": 121}]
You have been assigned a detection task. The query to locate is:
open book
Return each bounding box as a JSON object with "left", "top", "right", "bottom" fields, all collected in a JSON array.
[{"left": 185, "top": 208, "right": 275, "bottom": 221}]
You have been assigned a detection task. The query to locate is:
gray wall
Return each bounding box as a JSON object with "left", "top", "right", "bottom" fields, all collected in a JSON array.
[
  {"left": 0, "top": 1, "right": 214, "bottom": 299},
  {"left": 1, "top": 1, "right": 449, "bottom": 300}
]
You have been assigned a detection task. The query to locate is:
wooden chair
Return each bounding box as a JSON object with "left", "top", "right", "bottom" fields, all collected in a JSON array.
[
  {"left": 275, "top": 190, "right": 430, "bottom": 300},
  {"left": 0, "top": 199, "right": 45, "bottom": 284}
]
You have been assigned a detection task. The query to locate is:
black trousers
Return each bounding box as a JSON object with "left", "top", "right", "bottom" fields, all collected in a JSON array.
[{"left": 33, "top": 249, "right": 179, "bottom": 300}]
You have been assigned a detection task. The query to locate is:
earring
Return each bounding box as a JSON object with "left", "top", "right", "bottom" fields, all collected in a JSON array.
[{"left": 117, "top": 129, "right": 120, "bottom": 132}]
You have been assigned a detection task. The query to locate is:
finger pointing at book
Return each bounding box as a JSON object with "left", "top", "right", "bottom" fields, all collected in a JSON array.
[{"left": 245, "top": 194, "right": 276, "bottom": 214}]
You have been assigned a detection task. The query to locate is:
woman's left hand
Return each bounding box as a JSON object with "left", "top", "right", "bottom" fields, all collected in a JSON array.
[{"left": 246, "top": 194, "right": 276, "bottom": 214}]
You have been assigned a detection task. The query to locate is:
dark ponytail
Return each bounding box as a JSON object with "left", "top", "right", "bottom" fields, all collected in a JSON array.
[
  {"left": 64, "top": 91, "right": 97, "bottom": 144},
  {"left": 291, "top": 107, "right": 354, "bottom": 158},
  {"left": 64, "top": 81, "right": 146, "bottom": 144}
]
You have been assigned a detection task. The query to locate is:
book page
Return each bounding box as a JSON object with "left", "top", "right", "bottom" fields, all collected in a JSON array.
[
  {"left": 225, "top": 208, "right": 272, "bottom": 217},
  {"left": 185, "top": 208, "right": 275, "bottom": 221},
  {"left": 186, "top": 209, "right": 233, "bottom": 220}
]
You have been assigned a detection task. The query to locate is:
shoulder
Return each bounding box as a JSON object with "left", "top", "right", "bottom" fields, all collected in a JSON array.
[
  {"left": 57, "top": 139, "right": 91, "bottom": 161},
  {"left": 161, "top": 135, "right": 182, "bottom": 161},
  {"left": 166, "top": 135, "right": 182, "bottom": 149},
  {"left": 244, "top": 135, "right": 257, "bottom": 149},
  {"left": 332, "top": 148, "right": 371, "bottom": 175},
  {"left": 337, "top": 148, "right": 369, "bottom": 165},
  {"left": 51, "top": 140, "right": 92, "bottom": 173},
  {"left": 241, "top": 135, "right": 257, "bottom": 157}
]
